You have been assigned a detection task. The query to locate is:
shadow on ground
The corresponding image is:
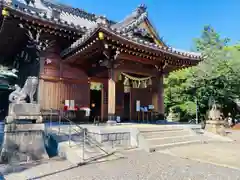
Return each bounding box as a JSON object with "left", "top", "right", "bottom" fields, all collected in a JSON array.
[
  {"left": 0, "top": 160, "right": 48, "bottom": 176},
  {"left": 26, "top": 153, "right": 126, "bottom": 180}
]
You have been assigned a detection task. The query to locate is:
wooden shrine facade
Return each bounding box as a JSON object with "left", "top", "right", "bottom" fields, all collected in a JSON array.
[{"left": 0, "top": 1, "right": 202, "bottom": 121}]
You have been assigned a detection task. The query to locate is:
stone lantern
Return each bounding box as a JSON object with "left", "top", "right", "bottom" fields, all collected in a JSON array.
[{"left": 205, "top": 103, "right": 226, "bottom": 136}]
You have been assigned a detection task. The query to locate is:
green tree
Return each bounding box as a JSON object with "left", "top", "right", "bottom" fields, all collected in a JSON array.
[
  {"left": 164, "top": 67, "right": 196, "bottom": 121},
  {"left": 192, "top": 26, "right": 240, "bottom": 116},
  {"left": 164, "top": 25, "right": 240, "bottom": 121}
]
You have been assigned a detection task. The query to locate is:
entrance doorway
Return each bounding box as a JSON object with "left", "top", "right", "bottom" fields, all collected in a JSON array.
[
  {"left": 0, "top": 91, "right": 9, "bottom": 120},
  {"left": 123, "top": 92, "right": 130, "bottom": 121},
  {"left": 90, "top": 89, "right": 102, "bottom": 123}
]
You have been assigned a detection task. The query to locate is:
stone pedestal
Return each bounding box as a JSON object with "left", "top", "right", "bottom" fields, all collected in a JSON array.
[
  {"left": 0, "top": 123, "right": 49, "bottom": 163},
  {"left": 6, "top": 103, "right": 42, "bottom": 123},
  {"left": 0, "top": 103, "right": 48, "bottom": 163},
  {"left": 205, "top": 120, "right": 226, "bottom": 136}
]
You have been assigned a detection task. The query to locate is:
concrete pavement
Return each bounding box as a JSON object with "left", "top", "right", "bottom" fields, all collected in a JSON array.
[{"left": 3, "top": 149, "right": 240, "bottom": 180}]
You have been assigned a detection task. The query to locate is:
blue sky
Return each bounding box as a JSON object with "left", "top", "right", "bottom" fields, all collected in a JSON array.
[{"left": 58, "top": 0, "right": 240, "bottom": 51}]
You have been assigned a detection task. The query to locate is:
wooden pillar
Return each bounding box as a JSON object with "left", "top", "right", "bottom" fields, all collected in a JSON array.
[
  {"left": 37, "top": 56, "right": 45, "bottom": 103},
  {"left": 107, "top": 68, "right": 116, "bottom": 121},
  {"left": 157, "top": 75, "right": 164, "bottom": 115}
]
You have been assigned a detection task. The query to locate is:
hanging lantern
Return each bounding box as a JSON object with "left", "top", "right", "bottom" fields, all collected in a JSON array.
[
  {"left": 98, "top": 32, "right": 104, "bottom": 40},
  {"left": 2, "top": 8, "right": 9, "bottom": 17}
]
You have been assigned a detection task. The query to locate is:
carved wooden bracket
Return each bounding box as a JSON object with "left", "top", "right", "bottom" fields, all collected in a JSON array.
[
  {"left": 102, "top": 50, "right": 121, "bottom": 69},
  {"left": 19, "top": 23, "right": 55, "bottom": 52},
  {"left": 155, "top": 61, "right": 168, "bottom": 75}
]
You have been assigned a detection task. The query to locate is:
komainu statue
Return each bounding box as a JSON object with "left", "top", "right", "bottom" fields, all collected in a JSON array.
[{"left": 9, "top": 76, "right": 38, "bottom": 103}]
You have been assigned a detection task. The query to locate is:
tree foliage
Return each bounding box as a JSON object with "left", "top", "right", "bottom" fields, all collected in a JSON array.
[{"left": 164, "top": 25, "right": 240, "bottom": 121}]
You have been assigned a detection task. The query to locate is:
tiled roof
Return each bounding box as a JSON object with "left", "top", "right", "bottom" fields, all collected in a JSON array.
[
  {"left": 3, "top": 1, "right": 154, "bottom": 40},
  {"left": 3, "top": 0, "right": 89, "bottom": 31},
  {"left": 40, "top": 0, "right": 97, "bottom": 28},
  {"left": 1, "top": 0, "right": 201, "bottom": 60},
  {"left": 4, "top": 0, "right": 103, "bottom": 29},
  {"left": 61, "top": 25, "right": 201, "bottom": 60},
  {"left": 171, "top": 48, "right": 201, "bottom": 57},
  {"left": 111, "top": 4, "right": 147, "bottom": 32},
  {"left": 41, "top": 0, "right": 97, "bottom": 21}
]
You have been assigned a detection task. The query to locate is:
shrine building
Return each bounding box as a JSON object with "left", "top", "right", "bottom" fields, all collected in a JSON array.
[{"left": 0, "top": 0, "right": 201, "bottom": 122}]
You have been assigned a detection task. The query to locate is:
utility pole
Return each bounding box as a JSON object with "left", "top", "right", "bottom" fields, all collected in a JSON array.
[{"left": 195, "top": 98, "right": 198, "bottom": 124}]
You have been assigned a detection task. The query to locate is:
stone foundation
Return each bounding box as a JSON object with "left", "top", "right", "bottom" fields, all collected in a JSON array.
[
  {"left": 205, "top": 120, "right": 226, "bottom": 136},
  {"left": 87, "top": 130, "right": 130, "bottom": 147},
  {"left": 88, "top": 132, "right": 130, "bottom": 147},
  {"left": 0, "top": 123, "right": 49, "bottom": 163}
]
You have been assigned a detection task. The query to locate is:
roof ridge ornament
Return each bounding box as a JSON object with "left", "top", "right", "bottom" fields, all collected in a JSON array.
[
  {"left": 24, "top": 0, "right": 35, "bottom": 6},
  {"left": 137, "top": 4, "right": 147, "bottom": 13},
  {"left": 96, "top": 15, "right": 109, "bottom": 27},
  {"left": 5, "top": 0, "right": 12, "bottom": 5}
]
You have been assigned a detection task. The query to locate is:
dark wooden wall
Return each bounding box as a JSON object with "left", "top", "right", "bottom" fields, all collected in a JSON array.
[
  {"left": 39, "top": 45, "right": 90, "bottom": 111},
  {"left": 38, "top": 46, "right": 163, "bottom": 121},
  {"left": 130, "top": 88, "right": 153, "bottom": 120},
  {"left": 115, "top": 81, "right": 124, "bottom": 117}
]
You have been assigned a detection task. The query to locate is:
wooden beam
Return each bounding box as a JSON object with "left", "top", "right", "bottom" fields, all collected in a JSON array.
[
  {"left": 118, "top": 53, "right": 156, "bottom": 65},
  {"left": 40, "top": 75, "right": 88, "bottom": 84},
  {"left": 64, "top": 42, "right": 101, "bottom": 63},
  {"left": 87, "top": 65, "right": 107, "bottom": 77},
  {"left": 117, "top": 61, "right": 156, "bottom": 76}
]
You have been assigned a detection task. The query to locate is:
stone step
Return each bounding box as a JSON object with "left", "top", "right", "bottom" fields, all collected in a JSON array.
[
  {"left": 142, "top": 130, "right": 191, "bottom": 139},
  {"left": 139, "top": 127, "right": 184, "bottom": 133},
  {"left": 147, "top": 135, "right": 197, "bottom": 145},
  {"left": 69, "top": 142, "right": 111, "bottom": 154},
  {"left": 149, "top": 140, "right": 203, "bottom": 152},
  {"left": 149, "top": 136, "right": 204, "bottom": 152},
  {"left": 70, "top": 144, "right": 107, "bottom": 160},
  {"left": 58, "top": 139, "right": 114, "bottom": 165}
]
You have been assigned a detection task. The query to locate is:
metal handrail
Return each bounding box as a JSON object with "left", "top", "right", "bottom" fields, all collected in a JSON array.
[
  {"left": 45, "top": 109, "right": 113, "bottom": 162},
  {"left": 60, "top": 113, "right": 84, "bottom": 131},
  {"left": 59, "top": 110, "right": 86, "bottom": 160},
  {"left": 42, "top": 108, "right": 61, "bottom": 135},
  {"left": 59, "top": 111, "right": 112, "bottom": 159}
]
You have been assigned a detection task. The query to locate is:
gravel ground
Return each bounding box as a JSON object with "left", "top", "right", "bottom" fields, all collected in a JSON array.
[{"left": 3, "top": 149, "right": 240, "bottom": 180}]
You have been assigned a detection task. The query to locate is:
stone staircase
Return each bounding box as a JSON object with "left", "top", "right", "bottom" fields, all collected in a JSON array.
[
  {"left": 138, "top": 126, "right": 206, "bottom": 152},
  {"left": 137, "top": 125, "right": 234, "bottom": 152},
  {"left": 49, "top": 127, "right": 121, "bottom": 165}
]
